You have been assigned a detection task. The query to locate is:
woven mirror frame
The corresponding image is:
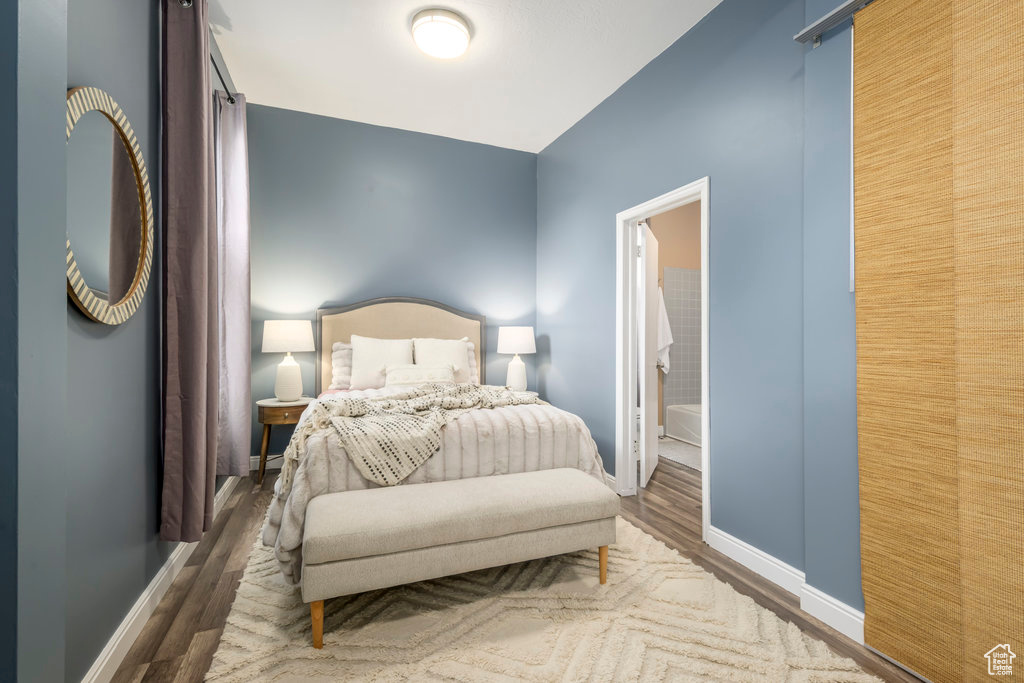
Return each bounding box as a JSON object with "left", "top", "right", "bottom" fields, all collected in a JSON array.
[{"left": 65, "top": 86, "right": 154, "bottom": 325}]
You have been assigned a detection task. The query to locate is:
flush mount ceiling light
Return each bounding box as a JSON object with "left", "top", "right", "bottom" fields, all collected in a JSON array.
[{"left": 411, "top": 8, "right": 470, "bottom": 59}]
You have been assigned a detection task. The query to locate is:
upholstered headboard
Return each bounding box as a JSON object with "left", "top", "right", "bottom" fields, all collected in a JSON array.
[{"left": 315, "top": 297, "right": 486, "bottom": 394}]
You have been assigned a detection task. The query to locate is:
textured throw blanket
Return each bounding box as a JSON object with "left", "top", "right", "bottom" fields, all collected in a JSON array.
[{"left": 281, "top": 383, "right": 542, "bottom": 488}]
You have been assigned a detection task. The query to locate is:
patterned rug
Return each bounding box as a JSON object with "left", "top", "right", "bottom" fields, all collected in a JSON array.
[{"left": 207, "top": 519, "right": 878, "bottom": 681}]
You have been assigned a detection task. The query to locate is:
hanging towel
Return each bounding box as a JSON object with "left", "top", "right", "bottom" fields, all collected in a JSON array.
[{"left": 657, "top": 286, "right": 673, "bottom": 374}]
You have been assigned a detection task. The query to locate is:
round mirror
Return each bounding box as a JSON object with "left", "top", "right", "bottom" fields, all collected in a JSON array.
[{"left": 65, "top": 87, "right": 154, "bottom": 325}]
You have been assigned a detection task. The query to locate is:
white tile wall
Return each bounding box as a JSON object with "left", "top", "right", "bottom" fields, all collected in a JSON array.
[{"left": 663, "top": 267, "right": 701, "bottom": 408}]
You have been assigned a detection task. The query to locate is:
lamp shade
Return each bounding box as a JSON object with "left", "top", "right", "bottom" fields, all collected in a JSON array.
[
  {"left": 497, "top": 326, "right": 536, "bottom": 355},
  {"left": 262, "top": 320, "right": 314, "bottom": 353}
]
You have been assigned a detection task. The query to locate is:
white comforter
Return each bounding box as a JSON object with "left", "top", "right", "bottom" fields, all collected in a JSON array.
[{"left": 261, "top": 385, "right": 607, "bottom": 583}]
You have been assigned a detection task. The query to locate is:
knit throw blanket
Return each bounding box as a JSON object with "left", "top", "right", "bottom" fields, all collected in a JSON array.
[{"left": 280, "top": 384, "right": 543, "bottom": 487}]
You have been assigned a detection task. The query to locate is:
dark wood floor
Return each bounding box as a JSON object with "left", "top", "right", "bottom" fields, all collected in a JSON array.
[
  {"left": 113, "top": 462, "right": 918, "bottom": 682},
  {"left": 619, "top": 460, "right": 919, "bottom": 683},
  {"left": 111, "top": 475, "right": 276, "bottom": 683}
]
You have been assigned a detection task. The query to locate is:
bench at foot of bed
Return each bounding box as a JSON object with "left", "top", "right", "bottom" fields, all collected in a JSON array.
[{"left": 301, "top": 468, "right": 619, "bottom": 649}]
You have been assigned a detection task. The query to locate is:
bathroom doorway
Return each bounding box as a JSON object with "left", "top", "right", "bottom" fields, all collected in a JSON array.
[
  {"left": 646, "top": 205, "right": 703, "bottom": 471},
  {"left": 615, "top": 177, "right": 709, "bottom": 539}
]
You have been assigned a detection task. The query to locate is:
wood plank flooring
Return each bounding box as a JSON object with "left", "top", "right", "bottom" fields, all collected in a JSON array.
[
  {"left": 111, "top": 475, "right": 275, "bottom": 683},
  {"left": 113, "top": 462, "right": 919, "bottom": 682}
]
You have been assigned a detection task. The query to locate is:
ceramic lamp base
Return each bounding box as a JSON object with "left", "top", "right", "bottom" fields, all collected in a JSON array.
[
  {"left": 274, "top": 353, "right": 303, "bottom": 401},
  {"left": 505, "top": 354, "right": 527, "bottom": 392}
]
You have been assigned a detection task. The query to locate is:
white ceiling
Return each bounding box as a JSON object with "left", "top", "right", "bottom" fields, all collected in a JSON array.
[{"left": 210, "top": 0, "right": 723, "bottom": 153}]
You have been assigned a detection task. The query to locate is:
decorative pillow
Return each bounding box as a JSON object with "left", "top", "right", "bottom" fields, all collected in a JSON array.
[
  {"left": 414, "top": 337, "right": 473, "bottom": 384},
  {"left": 384, "top": 364, "right": 455, "bottom": 387},
  {"left": 350, "top": 335, "right": 414, "bottom": 390},
  {"left": 465, "top": 341, "right": 479, "bottom": 385},
  {"left": 328, "top": 342, "right": 353, "bottom": 390}
]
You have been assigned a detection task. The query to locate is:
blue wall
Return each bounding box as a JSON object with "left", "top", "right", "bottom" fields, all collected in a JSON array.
[
  {"left": 246, "top": 105, "right": 539, "bottom": 455},
  {"left": 536, "top": 0, "right": 864, "bottom": 610},
  {"left": 1, "top": 0, "right": 865, "bottom": 677},
  {"left": 537, "top": 0, "right": 808, "bottom": 569},
  {"left": 16, "top": 0, "right": 70, "bottom": 679},
  {"left": 801, "top": 3, "right": 862, "bottom": 609},
  {"left": 8, "top": 2, "right": 167, "bottom": 673},
  {"left": 0, "top": 1, "right": 19, "bottom": 675},
  {"left": 63, "top": 0, "right": 167, "bottom": 679}
]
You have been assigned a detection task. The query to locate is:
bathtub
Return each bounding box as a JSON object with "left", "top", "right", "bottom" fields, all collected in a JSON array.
[{"left": 665, "top": 404, "right": 701, "bottom": 447}]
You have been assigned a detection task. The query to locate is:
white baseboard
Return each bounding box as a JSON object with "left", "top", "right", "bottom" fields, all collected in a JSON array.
[
  {"left": 82, "top": 476, "right": 242, "bottom": 683},
  {"left": 705, "top": 525, "right": 866, "bottom": 647},
  {"left": 706, "top": 525, "right": 806, "bottom": 596},
  {"left": 604, "top": 472, "right": 616, "bottom": 490},
  {"left": 249, "top": 454, "right": 283, "bottom": 473},
  {"left": 213, "top": 476, "right": 241, "bottom": 518},
  {"left": 800, "top": 583, "right": 865, "bottom": 644}
]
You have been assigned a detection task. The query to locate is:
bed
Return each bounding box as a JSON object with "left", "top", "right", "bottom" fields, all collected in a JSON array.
[{"left": 261, "top": 297, "right": 607, "bottom": 583}]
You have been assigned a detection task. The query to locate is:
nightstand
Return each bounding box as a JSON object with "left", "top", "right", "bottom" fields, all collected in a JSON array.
[{"left": 256, "top": 397, "right": 312, "bottom": 484}]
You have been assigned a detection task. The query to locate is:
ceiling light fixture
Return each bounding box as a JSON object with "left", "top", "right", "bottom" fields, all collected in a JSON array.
[{"left": 411, "top": 9, "right": 470, "bottom": 59}]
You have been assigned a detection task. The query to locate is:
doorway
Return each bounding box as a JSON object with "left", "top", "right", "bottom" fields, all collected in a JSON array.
[{"left": 615, "top": 177, "right": 709, "bottom": 539}]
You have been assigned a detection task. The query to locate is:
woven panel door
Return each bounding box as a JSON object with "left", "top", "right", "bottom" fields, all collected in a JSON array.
[
  {"left": 952, "top": 2, "right": 1024, "bottom": 680},
  {"left": 855, "top": 1, "right": 1024, "bottom": 681},
  {"left": 854, "top": 2, "right": 961, "bottom": 680}
]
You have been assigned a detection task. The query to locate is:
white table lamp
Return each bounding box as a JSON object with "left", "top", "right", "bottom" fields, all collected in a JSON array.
[
  {"left": 497, "top": 326, "right": 536, "bottom": 392},
  {"left": 262, "top": 320, "right": 315, "bottom": 401}
]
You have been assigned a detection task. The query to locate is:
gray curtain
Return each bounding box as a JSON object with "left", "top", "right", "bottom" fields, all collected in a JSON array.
[
  {"left": 161, "top": 0, "right": 218, "bottom": 542},
  {"left": 214, "top": 91, "right": 251, "bottom": 476}
]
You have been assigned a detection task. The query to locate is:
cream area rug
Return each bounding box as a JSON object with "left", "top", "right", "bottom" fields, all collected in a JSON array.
[{"left": 207, "top": 519, "right": 878, "bottom": 682}]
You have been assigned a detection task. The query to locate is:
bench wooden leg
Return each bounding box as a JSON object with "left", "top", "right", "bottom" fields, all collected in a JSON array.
[
  {"left": 311, "top": 600, "right": 324, "bottom": 649},
  {"left": 599, "top": 545, "right": 608, "bottom": 584}
]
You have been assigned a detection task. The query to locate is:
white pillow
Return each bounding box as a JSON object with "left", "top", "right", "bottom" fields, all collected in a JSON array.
[
  {"left": 328, "top": 342, "right": 352, "bottom": 390},
  {"left": 385, "top": 364, "right": 455, "bottom": 387},
  {"left": 465, "top": 341, "right": 479, "bottom": 385},
  {"left": 350, "top": 335, "right": 414, "bottom": 390},
  {"left": 414, "top": 337, "right": 472, "bottom": 384}
]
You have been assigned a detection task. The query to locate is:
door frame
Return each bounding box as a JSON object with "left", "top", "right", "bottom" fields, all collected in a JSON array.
[{"left": 614, "top": 176, "right": 710, "bottom": 539}]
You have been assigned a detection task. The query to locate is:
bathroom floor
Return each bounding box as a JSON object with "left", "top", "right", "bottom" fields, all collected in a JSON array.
[{"left": 658, "top": 435, "right": 701, "bottom": 471}]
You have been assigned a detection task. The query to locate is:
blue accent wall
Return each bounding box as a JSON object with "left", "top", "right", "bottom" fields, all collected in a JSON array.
[
  {"left": 537, "top": 0, "right": 808, "bottom": 569},
  {"left": 0, "top": 1, "right": 19, "bottom": 676},
  {"left": 16, "top": 0, "right": 69, "bottom": 679},
  {"left": 8, "top": 4, "right": 171, "bottom": 673},
  {"left": 63, "top": 0, "right": 167, "bottom": 679},
  {"left": 247, "top": 105, "right": 539, "bottom": 456},
  {"left": 801, "top": 2, "right": 862, "bottom": 609},
  {"left": 0, "top": 0, "right": 866, "bottom": 677}
]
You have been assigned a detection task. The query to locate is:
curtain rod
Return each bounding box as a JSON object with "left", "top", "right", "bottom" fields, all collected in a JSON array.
[
  {"left": 210, "top": 55, "right": 236, "bottom": 104},
  {"left": 176, "top": 1, "right": 236, "bottom": 103},
  {"left": 794, "top": 0, "right": 874, "bottom": 45}
]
